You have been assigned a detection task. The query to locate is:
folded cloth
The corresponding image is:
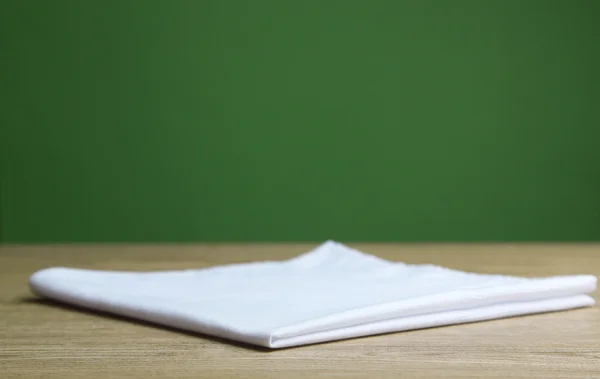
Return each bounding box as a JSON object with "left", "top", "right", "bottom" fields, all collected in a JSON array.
[{"left": 29, "top": 241, "right": 596, "bottom": 348}]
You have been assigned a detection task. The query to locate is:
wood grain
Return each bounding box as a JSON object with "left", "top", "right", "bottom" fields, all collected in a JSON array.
[{"left": 1, "top": 243, "right": 599, "bottom": 378}]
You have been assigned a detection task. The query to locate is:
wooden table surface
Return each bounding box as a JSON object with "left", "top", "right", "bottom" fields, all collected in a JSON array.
[{"left": 1, "top": 243, "right": 599, "bottom": 378}]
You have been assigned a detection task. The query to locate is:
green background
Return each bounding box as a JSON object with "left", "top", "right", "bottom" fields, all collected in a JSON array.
[{"left": 1, "top": 0, "right": 599, "bottom": 243}]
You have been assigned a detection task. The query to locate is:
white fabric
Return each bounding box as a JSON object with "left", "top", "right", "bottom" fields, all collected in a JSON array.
[{"left": 29, "top": 241, "right": 596, "bottom": 348}]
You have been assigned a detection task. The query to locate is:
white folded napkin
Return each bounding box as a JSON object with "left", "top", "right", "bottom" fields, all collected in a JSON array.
[{"left": 29, "top": 241, "right": 596, "bottom": 348}]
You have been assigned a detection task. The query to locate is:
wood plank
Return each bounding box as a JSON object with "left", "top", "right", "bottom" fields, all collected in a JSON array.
[{"left": 1, "top": 244, "right": 599, "bottom": 378}]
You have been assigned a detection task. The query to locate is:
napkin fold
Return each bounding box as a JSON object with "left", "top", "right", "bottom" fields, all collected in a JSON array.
[{"left": 29, "top": 241, "right": 596, "bottom": 348}]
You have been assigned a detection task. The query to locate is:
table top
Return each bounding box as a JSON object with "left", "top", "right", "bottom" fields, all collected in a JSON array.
[{"left": 1, "top": 243, "right": 599, "bottom": 378}]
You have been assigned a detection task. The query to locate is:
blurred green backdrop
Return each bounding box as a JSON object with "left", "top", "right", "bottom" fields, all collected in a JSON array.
[{"left": 1, "top": 0, "right": 599, "bottom": 243}]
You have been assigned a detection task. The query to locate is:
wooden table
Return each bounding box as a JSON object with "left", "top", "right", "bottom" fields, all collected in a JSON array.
[{"left": 1, "top": 244, "right": 599, "bottom": 378}]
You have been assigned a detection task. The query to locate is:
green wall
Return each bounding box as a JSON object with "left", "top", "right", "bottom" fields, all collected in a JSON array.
[{"left": 2, "top": 0, "right": 600, "bottom": 243}]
